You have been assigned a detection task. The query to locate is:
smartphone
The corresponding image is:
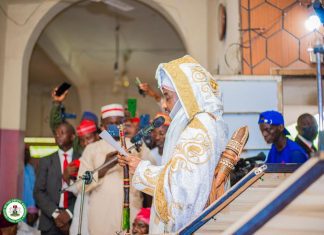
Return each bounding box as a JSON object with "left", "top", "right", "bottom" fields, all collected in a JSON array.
[
  {"left": 135, "top": 77, "right": 145, "bottom": 97},
  {"left": 55, "top": 82, "right": 71, "bottom": 96}
]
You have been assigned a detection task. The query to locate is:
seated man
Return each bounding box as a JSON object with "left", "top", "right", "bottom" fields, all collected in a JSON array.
[
  {"left": 258, "top": 110, "right": 308, "bottom": 164},
  {"left": 295, "top": 113, "right": 318, "bottom": 157}
]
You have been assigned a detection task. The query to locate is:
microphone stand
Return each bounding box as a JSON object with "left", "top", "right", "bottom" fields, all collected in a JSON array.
[
  {"left": 61, "top": 141, "right": 142, "bottom": 235},
  {"left": 77, "top": 171, "right": 92, "bottom": 235},
  {"left": 313, "top": 45, "right": 324, "bottom": 151}
]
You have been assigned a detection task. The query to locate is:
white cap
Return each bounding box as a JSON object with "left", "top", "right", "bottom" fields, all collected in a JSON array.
[{"left": 101, "top": 103, "right": 124, "bottom": 119}]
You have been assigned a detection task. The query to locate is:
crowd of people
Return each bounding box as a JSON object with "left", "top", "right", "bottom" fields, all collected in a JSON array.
[
  {"left": 15, "top": 74, "right": 171, "bottom": 235},
  {"left": 0, "top": 55, "right": 319, "bottom": 235}
]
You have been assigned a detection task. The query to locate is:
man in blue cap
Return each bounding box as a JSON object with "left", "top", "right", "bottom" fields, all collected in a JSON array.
[{"left": 258, "top": 110, "right": 308, "bottom": 163}]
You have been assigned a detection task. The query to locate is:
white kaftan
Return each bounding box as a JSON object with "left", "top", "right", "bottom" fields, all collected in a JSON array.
[{"left": 132, "top": 55, "right": 228, "bottom": 233}]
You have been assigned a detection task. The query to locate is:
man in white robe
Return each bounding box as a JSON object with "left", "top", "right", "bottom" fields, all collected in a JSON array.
[
  {"left": 77, "top": 104, "right": 147, "bottom": 235},
  {"left": 118, "top": 55, "right": 228, "bottom": 233}
]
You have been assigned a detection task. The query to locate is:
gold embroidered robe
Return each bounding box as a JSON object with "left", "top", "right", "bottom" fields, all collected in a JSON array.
[{"left": 132, "top": 55, "right": 228, "bottom": 233}]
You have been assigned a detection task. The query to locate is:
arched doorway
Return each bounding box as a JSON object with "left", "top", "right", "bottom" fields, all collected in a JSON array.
[
  {"left": 26, "top": 0, "right": 187, "bottom": 137},
  {"left": 0, "top": 0, "right": 188, "bottom": 206}
]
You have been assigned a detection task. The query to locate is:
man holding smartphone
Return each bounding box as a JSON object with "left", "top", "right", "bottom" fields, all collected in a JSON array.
[{"left": 50, "top": 84, "right": 99, "bottom": 154}]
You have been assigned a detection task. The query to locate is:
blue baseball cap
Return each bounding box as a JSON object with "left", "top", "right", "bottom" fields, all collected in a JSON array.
[
  {"left": 258, "top": 110, "right": 290, "bottom": 135},
  {"left": 81, "top": 111, "right": 98, "bottom": 126}
]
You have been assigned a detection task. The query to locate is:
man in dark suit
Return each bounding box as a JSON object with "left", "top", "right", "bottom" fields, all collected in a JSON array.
[
  {"left": 34, "top": 122, "right": 80, "bottom": 235},
  {"left": 295, "top": 113, "right": 318, "bottom": 158}
]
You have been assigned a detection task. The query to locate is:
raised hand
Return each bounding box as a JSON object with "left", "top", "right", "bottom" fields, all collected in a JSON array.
[
  {"left": 51, "top": 86, "right": 68, "bottom": 103},
  {"left": 139, "top": 83, "right": 161, "bottom": 101}
]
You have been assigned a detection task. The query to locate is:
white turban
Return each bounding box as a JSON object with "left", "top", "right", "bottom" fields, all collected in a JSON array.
[{"left": 156, "top": 64, "right": 175, "bottom": 92}]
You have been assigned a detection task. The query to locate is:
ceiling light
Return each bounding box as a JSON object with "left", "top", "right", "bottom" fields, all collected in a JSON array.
[
  {"left": 90, "top": 0, "right": 134, "bottom": 12},
  {"left": 305, "top": 15, "right": 321, "bottom": 31}
]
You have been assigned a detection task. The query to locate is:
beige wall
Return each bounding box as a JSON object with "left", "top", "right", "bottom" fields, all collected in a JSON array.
[
  {"left": 149, "top": 0, "right": 242, "bottom": 73},
  {"left": 91, "top": 82, "right": 161, "bottom": 118},
  {"left": 0, "top": 1, "right": 6, "bottom": 127},
  {"left": 208, "top": 0, "right": 241, "bottom": 75},
  {"left": 0, "top": 0, "right": 76, "bottom": 130},
  {"left": 283, "top": 77, "right": 319, "bottom": 125},
  {"left": 1, "top": 2, "right": 33, "bottom": 130},
  {"left": 143, "top": 0, "right": 209, "bottom": 67},
  {"left": 26, "top": 83, "right": 81, "bottom": 137}
]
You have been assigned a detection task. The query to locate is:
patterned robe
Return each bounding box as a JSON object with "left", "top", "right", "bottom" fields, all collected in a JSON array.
[{"left": 132, "top": 55, "right": 228, "bottom": 233}]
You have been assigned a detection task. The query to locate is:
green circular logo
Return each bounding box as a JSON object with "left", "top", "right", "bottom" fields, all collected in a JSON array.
[{"left": 2, "top": 199, "right": 27, "bottom": 223}]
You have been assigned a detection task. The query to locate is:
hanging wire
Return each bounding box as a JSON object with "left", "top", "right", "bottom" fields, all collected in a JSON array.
[
  {"left": 113, "top": 16, "right": 121, "bottom": 93},
  {"left": 114, "top": 16, "right": 120, "bottom": 74}
]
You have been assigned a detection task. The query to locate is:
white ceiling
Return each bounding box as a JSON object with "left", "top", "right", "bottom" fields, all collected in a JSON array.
[{"left": 29, "top": 0, "right": 186, "bottom": 87}]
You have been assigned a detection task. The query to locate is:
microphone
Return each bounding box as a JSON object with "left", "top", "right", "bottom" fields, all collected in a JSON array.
[
  {"left": 60, "top": 141, "right": 143, "bottom": 193},
  {"left": 130, "top": 116, "right": 165, "bottom": 143}
]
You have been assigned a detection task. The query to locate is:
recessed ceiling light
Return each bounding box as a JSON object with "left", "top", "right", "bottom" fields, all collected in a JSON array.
[{"left": 90, "top": 0, "right": 134, "bottom": 12}]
